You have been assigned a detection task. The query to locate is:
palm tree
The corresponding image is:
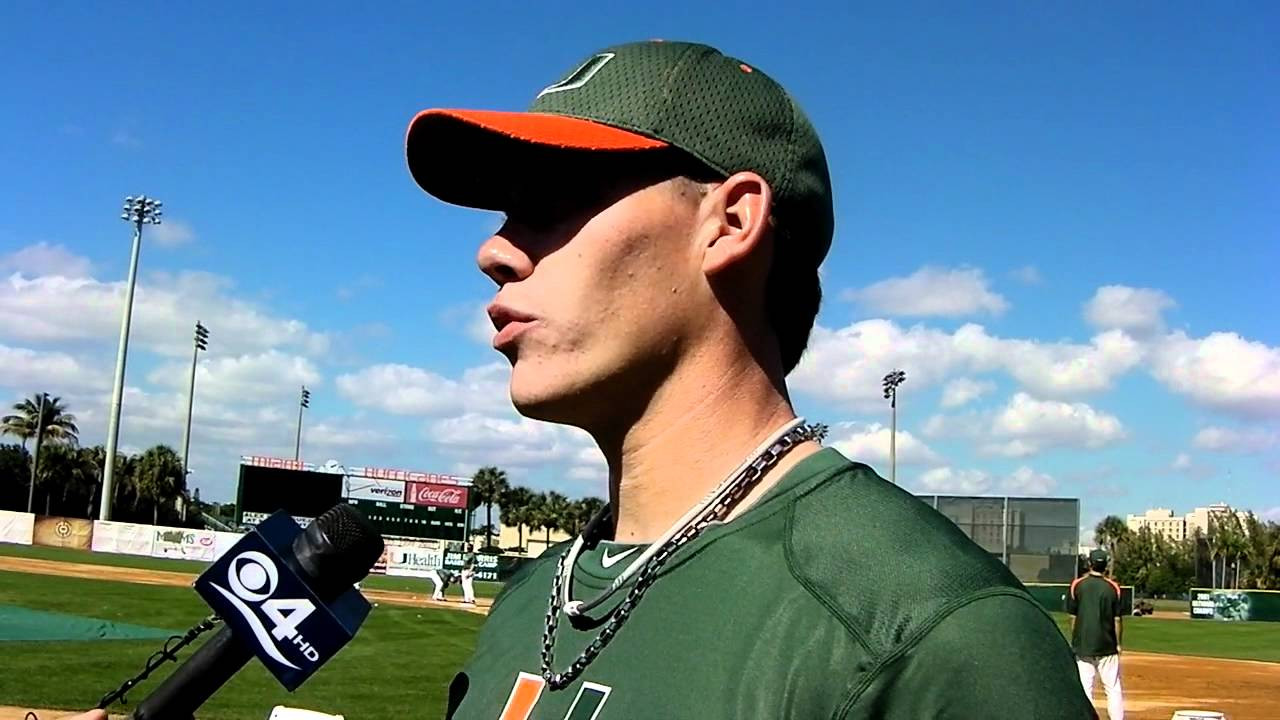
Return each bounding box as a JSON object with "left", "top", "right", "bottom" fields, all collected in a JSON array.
[
  {"left": 79, "top": 445, "right": 106, "bottom": 518},
  {"left": 471, "top": 466, "right": 510, "bottom": 550},
  {"left": 500, "top": 486, "right": 535, "bottom": 550},
  {"left": 1, "top": 393, "right": 79, "bottom": 448},
  {"left": 1242, "top": 514, "right": 1280, "bottom": 590},
  {"left": 543, "top": 491, "right": 571, "bottom": 544},
  {"left": 565, "top": 496, "right": 606, "bottom": 536},
  {"left": 1094, "top": 516, "right": 1131, "bottom": 562},
  {"left": 134, "top": 445, "right": 184, "bottom": 525}
]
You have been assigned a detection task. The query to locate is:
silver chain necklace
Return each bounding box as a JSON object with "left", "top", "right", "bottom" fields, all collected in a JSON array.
[{"left": 539, "top": 421, "right": 827, "bottom": 690}]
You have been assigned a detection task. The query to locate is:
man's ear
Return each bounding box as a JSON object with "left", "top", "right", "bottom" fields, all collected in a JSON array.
[{"left": 699, "top": 171, "right": 773, "bottom": 276}]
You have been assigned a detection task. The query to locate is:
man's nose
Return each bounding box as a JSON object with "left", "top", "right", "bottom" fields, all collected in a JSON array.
[{"left": 476, "top": 233, "right": 533, "bottom": 285}]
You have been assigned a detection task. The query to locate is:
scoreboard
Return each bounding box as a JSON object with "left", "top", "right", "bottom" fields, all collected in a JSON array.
[
  {"left": 235, "top": 457, "right": 344, "bottom": 527},
  {"left": 234, "top": 456, "right": 472, "bottom": 542}
]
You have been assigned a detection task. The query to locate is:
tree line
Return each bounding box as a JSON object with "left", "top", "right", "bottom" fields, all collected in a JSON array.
[
  {"left": 469, "top": 466, "right": 605, "bottom": 552},
  {"left": 1092, "top": 511, "right": 1280, "bottom": 596},
  {"left": 0, "top": 393, "right": 204, "bottom": 526}
]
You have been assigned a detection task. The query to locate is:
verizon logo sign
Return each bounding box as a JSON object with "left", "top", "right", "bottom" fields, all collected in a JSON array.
[
  {"left": 406, "top": 482, "right": 468, "bottom": 509},
  {"left": 345, "top": 478, "right": 406, "bottom": 503}
]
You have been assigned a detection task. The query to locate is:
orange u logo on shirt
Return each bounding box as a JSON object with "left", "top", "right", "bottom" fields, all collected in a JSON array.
[{"left": 498, "top": 672, "right": 612, "bottom": 720}]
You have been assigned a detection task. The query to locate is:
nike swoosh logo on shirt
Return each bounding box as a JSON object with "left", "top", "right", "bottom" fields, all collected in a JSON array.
[{"left": 601, "top": 547, "right": 638, "bottom": 568}]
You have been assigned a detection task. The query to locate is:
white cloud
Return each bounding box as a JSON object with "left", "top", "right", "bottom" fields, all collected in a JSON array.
[
  {"left": 983, "top": 393, "right": 1126, "bottom": 457},
  {"left": 1011, "top": 266, "right": 1043, "bottom": 285},
  {"left": 1, "top": 242, "right": 92, "bottom": 278},
  {"left": 147, "top": 350, "right": 322, "bottom": 401},
  {"left": 924, "top": 393, "right": 1126, "bottom": 458},
  {"left": 424, "top": 411, "right": 604, "bottom": 491},
  {"left": 1172, "top": 453, "right": 1192, "bottom": 470},
  {"left": 829, "top": 421, "right": 942, "bottom": 467},
  {"left": 1192, "top": 426, "right": 1278, "bottom": 454},
  {"left": 1004, "top": 466, "right": 1056, "bottom": 496},
  {"left": 791, "top": 320, "right": 1142, "bottom": 411},
  {"left": 918, "top": 467, "right": 992, "bottom": 494},
  {"left": 0, "top": 344, "right": 108, "bottom": 393},
  {"left": 941, "top": 378, "right": 995, "bottom": 408},
  {"left": 1084, "top": 285, "right": 1175, "bottom": 336},
  {"left": 842, "top": 266, "right": 1009, "bottom": 318},
  {"left": 1149, "top": 330, "right": 1280, "bottom": 419},
  {"left": 960, "top": 327, "right": 1144, "bottom": 398},
  {"left": 335, "top": 361, "right": 511, "bottom": 416},
  {"left": 148, "top": 220, "right": 195, "bottom": 248},
  {"left": 1261, "top": 507, "right": 1280, "bottom": 523},
  {"left": 915, "top": 465, "right": 1055, "bottom": 496},
  {"left": 0, "top": 263, "right": 331, "bottom": 358}
]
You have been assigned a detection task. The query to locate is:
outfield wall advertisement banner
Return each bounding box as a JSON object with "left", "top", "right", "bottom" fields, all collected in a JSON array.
[
  {"left": 32, "top": 516, "right": 92, "bottom": 549},
  {"left": 405, "top": 481, "right": 468, "bottom": 509},
  {"left": 151, "top": 526, "right": 218, "bottom": 562},
  {"left": 385, "top": 545, "right": 446, "bottom": 577},
  {"left": 1190, "top": 588, "right": 1280, "bottom": 622},
  {"left": 91, "top": 521, "right": 155, "bottom": 556},
  {"left": 0, "top": 510, "right": 34, "bottom": 545},
  {"left": 345, "top": 477, "right": 407, "bottom": 503}
]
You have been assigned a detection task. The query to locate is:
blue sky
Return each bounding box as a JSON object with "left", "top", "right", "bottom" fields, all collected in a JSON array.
[{"left": 1, "top": 2, "right": 1276, "bottom": 538}]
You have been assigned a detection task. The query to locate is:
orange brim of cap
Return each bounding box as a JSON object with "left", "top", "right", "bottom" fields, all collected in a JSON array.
[{"left": 405, "top": 108, "right": 669, "bottom": 209}]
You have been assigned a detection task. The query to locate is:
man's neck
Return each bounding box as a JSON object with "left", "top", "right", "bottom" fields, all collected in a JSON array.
[{"left": 593, "top": 355, "right": 821, "bottom": 544}]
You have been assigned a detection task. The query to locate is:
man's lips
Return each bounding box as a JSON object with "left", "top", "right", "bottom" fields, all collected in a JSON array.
[{"left": 487, "top": 303, "right": 537, "bottom": 350}]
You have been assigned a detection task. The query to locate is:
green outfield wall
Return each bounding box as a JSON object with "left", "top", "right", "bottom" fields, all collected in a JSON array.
[{"left": 1024, "top": 582, "right": 1134, "bottom": 616}]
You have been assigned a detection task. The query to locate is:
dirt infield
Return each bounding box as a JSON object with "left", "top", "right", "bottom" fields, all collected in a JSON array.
[
  {"left": 4, "top": 556, "right": 1279, "bottom": 718},
  {"left": 1087, "top": 651, "right": 1280, "bottom": 719},
  {"left": 0, "top": 556, "right": 492, "bottom": 616}
]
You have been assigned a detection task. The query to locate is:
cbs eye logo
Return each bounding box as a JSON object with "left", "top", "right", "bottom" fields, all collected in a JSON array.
[{"left": 213, "top": 551, "right": 320, "bottom": 667}]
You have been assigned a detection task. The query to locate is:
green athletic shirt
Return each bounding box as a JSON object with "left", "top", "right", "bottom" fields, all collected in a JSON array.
[
  {"left": 1066, "top": 573, "right": 1121, "bottom": 657},
  {"left": 444, "top": 448, "right": 1095, "bottom": 719}
]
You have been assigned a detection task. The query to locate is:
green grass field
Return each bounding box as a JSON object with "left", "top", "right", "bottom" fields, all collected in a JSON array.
[
  {"left": 0, "top": 570, "right": 483, "bottom": 718},
  {"left": 0, "top": 542, "right": 505, "bottom": 598},
  {"left": 2, "top": 545, "right": 1279, "bottom": 718}
]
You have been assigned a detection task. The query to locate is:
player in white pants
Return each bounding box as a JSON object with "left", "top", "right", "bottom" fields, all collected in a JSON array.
[
  {"left": 459, "top": 543, "right": 478, "bottom": 604},
  {"left": 1077, "top": 653, "right": 1123, "bottom": 719}
]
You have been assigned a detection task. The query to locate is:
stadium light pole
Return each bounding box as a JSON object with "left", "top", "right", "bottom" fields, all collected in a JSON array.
[
  {"left": 294, "top": 385, "right": 310, "bottom": 461},
  {"left": 26, "top": 392, "right": 47, "bottom": 513},
  {"left": 882, "top": 369, "right": 907, "bottom": 485},
  {"left": 101, "top": 195, "right": 162, "bottom": 521},
  {"left": 179, "top": 321, "right": 209, "bottom": 483}
]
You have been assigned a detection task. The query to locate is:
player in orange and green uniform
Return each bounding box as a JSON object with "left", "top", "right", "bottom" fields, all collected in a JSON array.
[
  {"left": 404, "top": 39, "right": 1098, "bottom": 719},
  {"left": 1068, "top": 549, "right": 1125, "bottom": 718}
]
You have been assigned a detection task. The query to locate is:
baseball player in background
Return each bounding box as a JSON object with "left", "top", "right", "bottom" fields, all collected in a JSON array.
[
  {"left": 405, "top": 39, "right": 1096, "bottom": 719},
  {"left": 425, "top": 567, "right": 454, "bottom": 602},
  {"left": 1068, "top": 549, "right": 1125, "bottom": 718},
  {"left": 459, "top": 543, "right": 477, "bottom": 605}
]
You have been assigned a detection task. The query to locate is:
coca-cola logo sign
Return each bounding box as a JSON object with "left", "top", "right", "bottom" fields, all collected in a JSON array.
[{"left": 406, "top": 482, "right": 468, "bottom": 509}]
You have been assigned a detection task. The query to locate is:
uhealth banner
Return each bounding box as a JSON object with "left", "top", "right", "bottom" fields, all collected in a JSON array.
[
  {"left": 1190, "top": 588, "right": 1280, "bottom": 622},
  {"left": 32, "top": 516, "right": 93, "bottom": 549},
  {"left": 0, "top": 510, "right": 35, "bottom": 545}
]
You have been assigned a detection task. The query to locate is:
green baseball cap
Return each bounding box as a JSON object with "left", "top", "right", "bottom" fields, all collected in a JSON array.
[
  {"left": 405, "top": 39, "right": 834, "bottom": 267},
  {"left": 1089, "top": 548, "right": 1110, "bottom": 564}
]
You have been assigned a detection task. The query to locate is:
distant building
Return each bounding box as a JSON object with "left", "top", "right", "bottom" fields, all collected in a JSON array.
[
  {"left": 1126, "top": 508, "right": 1187, "bottom": 542},
  {"left": 1127, "top": 502, "right": 1252, "bottom": 542}
]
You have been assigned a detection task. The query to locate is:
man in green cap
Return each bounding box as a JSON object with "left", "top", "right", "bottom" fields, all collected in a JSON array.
[
  {"left": 406, "top": 40, "right": 1095, "bottom": 719},
  {"left": 1068, "top": 549, "right": 1125, "bottom": 718}
]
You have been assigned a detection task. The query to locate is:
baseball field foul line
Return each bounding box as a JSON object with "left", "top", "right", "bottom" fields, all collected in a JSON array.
[{"left": 0, "top": 556, "right": 491, "bottom": 615}]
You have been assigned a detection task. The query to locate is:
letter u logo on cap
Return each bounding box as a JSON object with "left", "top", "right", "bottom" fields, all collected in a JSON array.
[{"left": 537, "top": 53, "right": 614, "bottom": 98}]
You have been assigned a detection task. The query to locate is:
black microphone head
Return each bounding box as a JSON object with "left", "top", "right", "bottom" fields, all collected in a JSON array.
[{"left": 291, "top": 503, "right": 384, "bottom": 599}]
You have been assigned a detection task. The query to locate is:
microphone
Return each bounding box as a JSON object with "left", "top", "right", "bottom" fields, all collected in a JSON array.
[{"left": 127, "top": 504, "right": 385, "bottom": 720}]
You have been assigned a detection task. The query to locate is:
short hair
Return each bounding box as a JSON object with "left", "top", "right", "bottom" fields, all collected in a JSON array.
[{"left": 674, "top": 175, "right": 821, "bottom": 375}]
